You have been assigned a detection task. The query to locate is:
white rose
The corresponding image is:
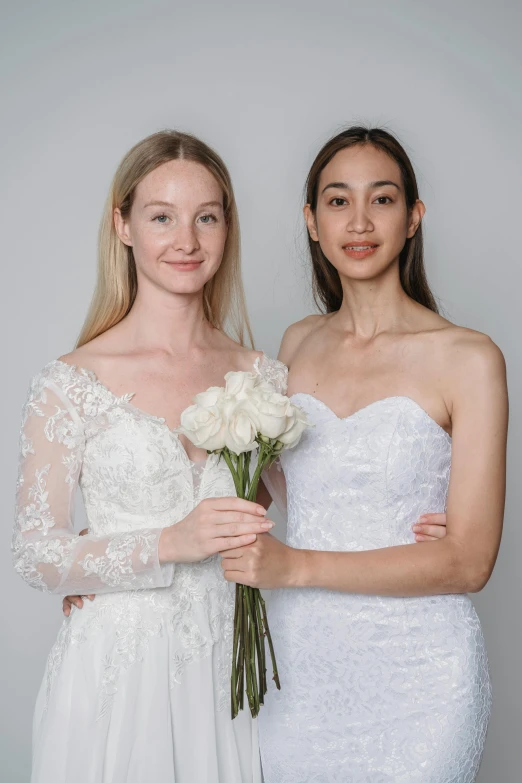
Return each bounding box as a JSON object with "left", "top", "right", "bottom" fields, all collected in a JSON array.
[
  {"left": 178, "top": 403, "right": 227, "bottom": 452},
  {"left": 250, "top": 389, "right": 291, "bottom": 440},
  {"left": 194, "top": 386, "right": 226, "bottom": 408},
  {"left": 277, "top": 404, "right": 310, "bottom": 448},
  {"left": 224, "top": 399, "right": 259, "bottom": 454},
  {"left": 224, "top": 371, "right": 258, "bottom": 400}
]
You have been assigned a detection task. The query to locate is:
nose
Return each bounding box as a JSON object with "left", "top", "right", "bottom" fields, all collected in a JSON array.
[
  {"left": 172, "top": 221, "right": 200, "bottom": 254},
  {"left": 346, "top": 201, "right": 374, "bottom": 234}
]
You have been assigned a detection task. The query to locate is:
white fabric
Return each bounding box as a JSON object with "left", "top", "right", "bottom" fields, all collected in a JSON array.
[
  {"left": 13, "top": 354, "right": 288, "bottom": 783},
  {"left": 260, "top": 393, "right": 492, "bottom": 783}
]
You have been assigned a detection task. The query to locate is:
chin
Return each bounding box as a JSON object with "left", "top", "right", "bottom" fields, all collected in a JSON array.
[
  {"left": 335, "top": 262, "right": 387, "bottom": 282},
  {"left": 332, "top": 253, "right": 399, "bottom": 283}
]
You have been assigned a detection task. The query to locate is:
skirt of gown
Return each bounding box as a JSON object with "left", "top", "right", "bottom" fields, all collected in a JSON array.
[{"left": 31, "top": 592, "right": 261, "bottom": 783}]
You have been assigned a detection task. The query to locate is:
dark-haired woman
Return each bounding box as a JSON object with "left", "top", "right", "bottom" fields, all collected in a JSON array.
[{"left": 223, "top": 128, "right": 507, "bottom": 781}]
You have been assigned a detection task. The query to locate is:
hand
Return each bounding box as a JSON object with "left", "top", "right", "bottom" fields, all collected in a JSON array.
[
  {"left": 221, "top": 533, "right": 302, "bottom": 589},
  {"left": 159, "top": 497, "right": 274, "bottom": 564},
  {"left": 412, "top": 512, "right": 448, "bottom": 542},
  {"left": 62, "top": 528, "right": 94, "bottom": 617}
]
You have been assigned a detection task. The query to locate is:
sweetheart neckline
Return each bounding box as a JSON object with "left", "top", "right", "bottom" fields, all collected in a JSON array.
[{"left": 290, "top": 392, "right": 452, "bottom": 441}]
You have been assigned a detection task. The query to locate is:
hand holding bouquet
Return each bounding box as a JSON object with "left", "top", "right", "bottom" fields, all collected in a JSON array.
[{"left": 178, "top": 368, "right": 310, "bottom": 718}]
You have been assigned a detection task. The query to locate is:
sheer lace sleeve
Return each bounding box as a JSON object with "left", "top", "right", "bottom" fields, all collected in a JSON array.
[{"left": 12, "top": 373, "right": 174, "bottom": 595}]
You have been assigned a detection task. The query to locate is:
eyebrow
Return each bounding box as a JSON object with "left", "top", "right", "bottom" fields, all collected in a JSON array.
[
  {"left": 143, "top": 200, "right": 223, "bottom": 209},
  {"left": 321, "top": 180, "right": 401, "bottom": 194}
]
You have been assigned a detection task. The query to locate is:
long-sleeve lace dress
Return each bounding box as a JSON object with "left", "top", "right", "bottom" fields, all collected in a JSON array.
[{"left": 12, "top": 354, "right": 288, "bottom": 783}]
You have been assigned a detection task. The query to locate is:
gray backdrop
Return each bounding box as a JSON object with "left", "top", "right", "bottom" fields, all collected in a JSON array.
[{"left": 1, "top": 1, "right": 520, "bottom": 780}]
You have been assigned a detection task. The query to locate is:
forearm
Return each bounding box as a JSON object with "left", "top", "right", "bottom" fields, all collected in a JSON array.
[
  {"left": 14, "top": 527, "right": 173, "bottom": 595},
  {"left": 292, "top": 536, "right": 489, "bottom": 597}
]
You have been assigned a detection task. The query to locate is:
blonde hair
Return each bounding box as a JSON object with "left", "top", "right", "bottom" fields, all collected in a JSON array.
[{"left": 77, "top": 130, "right": 253, "bottom": 347}]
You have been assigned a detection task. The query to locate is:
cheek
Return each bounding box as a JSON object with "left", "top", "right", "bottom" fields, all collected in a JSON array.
[
  {"left": 133, "top": 229, "right": 171, "bottom": 262},
  {"left": 315, "top": 211, "right": 343, "bottom": 245},
  {"left": 199, "top": 226, "right": 228, "bottom": 265}
]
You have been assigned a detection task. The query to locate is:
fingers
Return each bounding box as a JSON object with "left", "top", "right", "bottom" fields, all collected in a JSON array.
[
  {"left": 223, "top": 570, "right": 252, "bottom": 586},
  {"left": 219, "top": 547, "right": 245, "bottom": 560},
  {"left": 210, "top": 497, "right": 266, "bottom": 515},
  {"left": 62, "top": 593, "right": 95, "bottom": 616},
  {"left": 63, "top": 595, "right": 83, "bottom": 615},
  {"left": 214, "top": 520, "right": 274, "bottom": 538},
  {"left": 414, "top": 524, "right": 446, "bottom": 539},
  {"left": 413, "top": 513, "right": 448, "bottom": 542},
  {"left": 215, "top": 511, "right": 270, "bottom": 527},
  {"left": 216, "top": 533, "right": 258, "bottom": 551},
  {"left": 417, "top": 513, "right": 447, "bottom": 526},
  {"left": 79, "top": 528, "right": 89, "bottom": 536}
]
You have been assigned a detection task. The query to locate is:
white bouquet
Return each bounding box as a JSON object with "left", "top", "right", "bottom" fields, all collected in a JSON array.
[{"left": 178, "top": 369, "right": 310, "bottom": 718}]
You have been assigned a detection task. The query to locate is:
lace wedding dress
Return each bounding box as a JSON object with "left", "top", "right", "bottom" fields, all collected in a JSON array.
[
  {"left": 260, "top": 393, "right": 492, "bottom": 783},
  {"left": 12, "top": 354, "right": 287, "bottom": 783}
]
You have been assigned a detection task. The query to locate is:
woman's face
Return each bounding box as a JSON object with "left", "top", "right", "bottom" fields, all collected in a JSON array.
[
  {"left": 115, "top": 159, "right": 228, "bottom": 296},
  {"left": 305, "top": 144, "right": 424, "bottom": 283}
]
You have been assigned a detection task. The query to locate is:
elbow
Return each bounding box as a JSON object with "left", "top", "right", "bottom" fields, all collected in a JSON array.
[
  {"left": 464, "top": 565, "right": 492, "bottom": 594},
  {"left": 451, "top": 554, "right": 493, "bottom": 594}
]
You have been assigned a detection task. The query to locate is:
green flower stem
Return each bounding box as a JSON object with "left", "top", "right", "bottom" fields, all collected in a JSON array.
[
  {"left": 231, "top": 583, "right": 240, "bottom": 719},
  {"left": 253, "top": 591, "right": 267, "bottom": 702},
  {"left": 226, "top": 443, "right": 282, "bottom": 719},
  {"left": 259, "top": 592, "right": 281, "bottom": 690}
]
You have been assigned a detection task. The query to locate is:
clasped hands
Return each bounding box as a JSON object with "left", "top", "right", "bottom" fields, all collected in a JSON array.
[{"left": 63, "top": 502, "right": 449, "bottom": 615}]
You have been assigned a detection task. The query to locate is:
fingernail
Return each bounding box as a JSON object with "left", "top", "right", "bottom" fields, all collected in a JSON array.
[
  {"left": 412, "top": 525, "right": 420, "bottom": 531},
  {"left": 257, "top": 507, "right": 267, "bottom": 515},
  {"left": 419, "top": 516, "right": 427, "bottom": 523},
  {"left": 261, "top": 521, "right": 274, "bottom": 529}
]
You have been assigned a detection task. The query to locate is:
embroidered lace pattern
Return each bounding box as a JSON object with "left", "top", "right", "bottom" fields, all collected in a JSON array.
[
  {"left": 259, "top": 394, "right": 492, "bottom": 783},
  {"left": 13, "top": 354, "right": 288, "bottom": 717}
]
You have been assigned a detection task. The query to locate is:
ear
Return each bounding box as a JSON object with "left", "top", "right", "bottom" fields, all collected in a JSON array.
[
  {"left": 114, "top": 208, "right": 133, "bottom": 247},
  {"left": 303, "top": 204, "right": 319, "bottom": 242},
  {"left": 407, "top": 199, "right": 426, "bottom": 238}
]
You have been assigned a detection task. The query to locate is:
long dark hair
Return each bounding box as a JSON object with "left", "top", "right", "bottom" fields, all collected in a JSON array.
[{"left": 305, "top": 126, "right": 438, "bottom": 313}]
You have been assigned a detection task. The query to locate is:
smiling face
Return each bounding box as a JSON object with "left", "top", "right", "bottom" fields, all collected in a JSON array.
[
  {"left": 114, "top": 159, "right": 228, "bottom": 296},
  {"left": 305, "top": 144, "right": 425, "bottom": 284}
]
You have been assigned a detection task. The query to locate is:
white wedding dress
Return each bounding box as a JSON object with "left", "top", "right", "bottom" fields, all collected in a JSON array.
[
  {"left": 12, "top": 354, "right": 287, "bottom": 783},
  {"left": 260, "top": 393, "right": 492, "bottom": 783}
]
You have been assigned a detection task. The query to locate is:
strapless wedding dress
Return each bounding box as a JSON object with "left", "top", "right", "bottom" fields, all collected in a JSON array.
[{"left": 260, "top": 394, "right": 491, "bottom": 783}]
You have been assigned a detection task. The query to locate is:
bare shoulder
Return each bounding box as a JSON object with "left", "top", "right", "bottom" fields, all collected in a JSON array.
[
  {"left": 58, "top": 328, "right": 123, "bottom": 374},
  {"left": 278, "top": 314, "right": 330, "bottom": 366},
  {"left": 436, "top": 325, "right": 505, "bottom": 378},
  {"left": 428, "top": 326, "right": 507, "bottom": 415}
]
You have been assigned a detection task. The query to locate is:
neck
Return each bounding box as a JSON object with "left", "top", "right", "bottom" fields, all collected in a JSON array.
[
  {"left": 333, "top": 262, "right": 414, "bottom": 339},
  {"left": 120, "top": 281, "right": 214, "bottom": 356}
]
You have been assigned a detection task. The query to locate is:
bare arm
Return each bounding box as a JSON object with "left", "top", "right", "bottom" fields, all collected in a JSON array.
[{"left": 222, "top": 337, "right": 507, "bottom": 596}]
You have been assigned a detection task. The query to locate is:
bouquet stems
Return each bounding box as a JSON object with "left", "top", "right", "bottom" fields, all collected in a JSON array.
[{"left": 225, "top": 441, "right": 282, "bottom": 719}]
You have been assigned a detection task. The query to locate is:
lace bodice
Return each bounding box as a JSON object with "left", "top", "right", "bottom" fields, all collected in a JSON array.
[
  {"left": 283, "top": 393, "right": 452, "bottom": 550},
  {"left": 12, "top": 354, "right": 288, "bottom": 596}
]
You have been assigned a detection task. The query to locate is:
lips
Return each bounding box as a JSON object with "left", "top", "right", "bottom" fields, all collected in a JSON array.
[
  {"left": 342, "top": 243, "right": 379, "bottom": 260},
  {"left": 164, "top": 260, "right": 204, "bottom": 270}
]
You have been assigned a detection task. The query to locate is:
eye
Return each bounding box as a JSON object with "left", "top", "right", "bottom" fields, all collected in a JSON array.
[
  {"left": 153, "top": 214, "right": 169, "bottom": 224},
  {"left": 198, "top": 213, "right": 217, "bottom": 224},
  {"left": 329, "top": 197, "right": 348, "bottom": 207},
  {"left": 374, "top": 196, "right": 393, "bottom": 205}
]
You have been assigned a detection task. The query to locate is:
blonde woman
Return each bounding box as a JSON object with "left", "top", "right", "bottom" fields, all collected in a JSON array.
[{"left": 12, "top": 131, "right": 287, "bottom": 783}]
